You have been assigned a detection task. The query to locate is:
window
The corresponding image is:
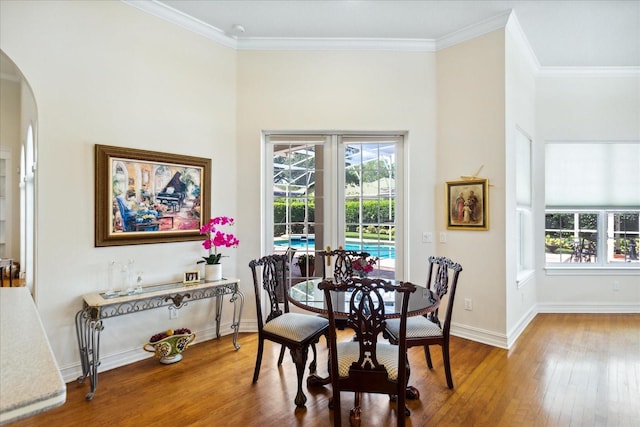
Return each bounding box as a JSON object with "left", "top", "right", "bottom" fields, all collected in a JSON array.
[
  {"left": 545, "top": 211, "right": 639, "bottom": 265},
  {"left": 545, "top": 141, "right": 640, "bottom": 268},
  {"left": 265, "top": 133, "right": 403, "bottom": 281},
  {"left": 516, "top": 129, "right": 533, "bottom": 279}
]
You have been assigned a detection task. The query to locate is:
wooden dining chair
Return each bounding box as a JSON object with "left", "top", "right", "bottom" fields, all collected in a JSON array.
[
  {"left": 318, "top": 248, "right": 370, "bottom": 282},
  {"left": 385, "top": 256, "right": 463, "bottom": 390},
  {"left": 249, "top": 254, "right": 329, "bottom": 408},
  {"left": 319, "top": 277, "right": 417, "bottom": 427}
]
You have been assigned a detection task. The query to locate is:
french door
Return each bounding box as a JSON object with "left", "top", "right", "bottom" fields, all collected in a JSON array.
[{"left": 265, "top": 133, "right": 404, "bottom": 283}]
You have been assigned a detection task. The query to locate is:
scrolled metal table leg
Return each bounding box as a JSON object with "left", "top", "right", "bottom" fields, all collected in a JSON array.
[
  {"left": 229, "top": 289, "right": 244, "bottom": 350},
  {"left": 214, "top": 295, "right": 223, "bottom": 339},
  {"left": 75, "top": 308, "right": 103, "bottom": 400}
]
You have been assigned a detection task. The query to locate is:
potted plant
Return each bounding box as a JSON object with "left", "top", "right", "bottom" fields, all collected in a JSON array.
[
  {"left": 197, "top": 216, "right": 239, "bottom": 281},
  {"left": 295, "top": 254, "right": 315, "bottom": 277}
]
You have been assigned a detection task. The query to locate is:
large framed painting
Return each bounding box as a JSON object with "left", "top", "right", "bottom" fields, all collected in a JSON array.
[
  {"left": 95, "top": 145, "right": 211, "bottom": 247},
  {"left": 446, "top": 178, "right": 489, "bottom": 230}
]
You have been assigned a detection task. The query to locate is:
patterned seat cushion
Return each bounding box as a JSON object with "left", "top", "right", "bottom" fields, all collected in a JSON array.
[
  {"left": 263, "top": 313, "right": 328, "bottom": 342},
  {"left": 386, "top": 316, "right": 442, "bottom": 339},
  {"left": 336, "top": 341, "right": 399, "bottom": 381}
]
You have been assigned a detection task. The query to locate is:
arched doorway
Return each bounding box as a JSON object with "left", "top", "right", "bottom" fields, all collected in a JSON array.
[{"left": 0, "top": 50, "right": 38, "bottom": 296}]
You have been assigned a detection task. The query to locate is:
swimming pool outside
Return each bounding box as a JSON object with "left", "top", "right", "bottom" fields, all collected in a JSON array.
[{"left": 274, "top": 236, "right": 396, "bottom": 260}]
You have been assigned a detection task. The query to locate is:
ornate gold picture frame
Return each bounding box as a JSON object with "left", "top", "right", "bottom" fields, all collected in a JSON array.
[
  {"left": 95, "top": 144, "right": 211, "bottom": 246},
  {"left": 446, "top": 178, "right": 489, "bottom": 230}
]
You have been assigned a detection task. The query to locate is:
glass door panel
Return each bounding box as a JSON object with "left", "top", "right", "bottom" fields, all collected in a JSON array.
[{"left": 267, "top": 134, "right": 402, "bottom": 307}]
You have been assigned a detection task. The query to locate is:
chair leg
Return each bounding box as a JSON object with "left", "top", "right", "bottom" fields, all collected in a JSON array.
[
  {"left": 277, "top": 344, "right": 286, "bottom": 366},
  {"left": 253, "top": 339, "right": 264, "bottom": 383},
  {"left": 330, "top": 394, "right": 342, "bottom": 427},
  {"left": 350, "top": 392, "right": 362, "bottom": 427},
  {"left": 397, "top": 386, "right": 407, "bottom": 427},
  {"left": 424, "top": 345, "right": 433, "bottom": 369},
  {"left": 290, "top": 346, "right": 310, "bottom": 407},
  {"left": 442, "top": 343, "right": 454, "bottom": 389},
  {"left": 309, "top": 342, "right": 318, "bottom": 373}
]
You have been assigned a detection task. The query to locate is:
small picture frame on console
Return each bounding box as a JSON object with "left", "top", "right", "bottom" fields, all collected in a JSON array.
[{"left": 183, "top": 270, "right": 200, "bottom": 285}]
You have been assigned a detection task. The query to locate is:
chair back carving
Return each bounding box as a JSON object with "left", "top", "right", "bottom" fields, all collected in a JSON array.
[
  {"left": 319, "top": 277, "right": 416, "bottom": 426},
  {"left": 249, "top": 254, "right": 290, "bottom": 327},
  {"left": 426, "top": 256, "right": 463, "bottom": 334},
  {"left": 318, "top": 249, "right": 370, "bottom": 282}
]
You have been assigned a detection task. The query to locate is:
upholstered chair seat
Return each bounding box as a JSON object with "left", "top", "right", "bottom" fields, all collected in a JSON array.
[
  {"left": 262, "top": 312, "right": 329, "bottom": 342},
  {"left": 336, "top": 341, "right": 400, "bottom": 381},
  {"left": 386, "top": 316, "right": 441, "bottom": 339}
]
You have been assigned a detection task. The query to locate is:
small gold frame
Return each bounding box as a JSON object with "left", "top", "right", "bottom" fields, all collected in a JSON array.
[
  {"left": 445, "top": 178, "right": 489, "bottom": 230},
  {"left": 183, "top": 270, "right": 200, "bottom": 285}
]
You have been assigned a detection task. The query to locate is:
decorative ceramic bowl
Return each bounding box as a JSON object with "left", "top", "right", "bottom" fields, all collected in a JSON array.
[{"left": 143, "top": 331, "right": 196, "bottom": 364}]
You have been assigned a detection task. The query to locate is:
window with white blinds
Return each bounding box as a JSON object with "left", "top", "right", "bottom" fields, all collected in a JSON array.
[{"left": 545, "top": 141, "right": 640, "bottom": 208}]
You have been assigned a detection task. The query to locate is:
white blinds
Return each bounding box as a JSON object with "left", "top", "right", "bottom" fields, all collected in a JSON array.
[{"left": 545, "top": 141, "right": 640, "bottom": 207}]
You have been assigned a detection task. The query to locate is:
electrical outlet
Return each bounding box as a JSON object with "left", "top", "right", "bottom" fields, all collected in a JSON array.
[
  {"left": 169, "top": 307, "right": 178, "bottom": 319},
  {"left": 464, "top": 298, "right": 472, "bottom": 311},
  {"left": 439, "top": 232, "right": 447, "bottom": 243},
  {"left": 613, "top": 281, "right": 620, "bottom": 292}
]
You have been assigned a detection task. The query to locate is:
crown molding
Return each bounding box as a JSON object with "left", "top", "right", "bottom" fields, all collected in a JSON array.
[
  {"left": 121, "top": 1, "right": 639, "bottom": 77},
  {"left": 505, "top": 10, "right": 540, "bottom": 73},
  {"left": 237, "top": 37, "right": 436, "bottom": 52},
  {"left": 538, "top": 66, "right": 640, "bottom": 77},
  {"left": 122, "top": 0, "right": 498, "bottom": 53},
  {"left": 436, "top": 10, "right": 511, "bottom": 51},
  {"left": 122, "top": 0, "right": 237, "bottom": 49}
]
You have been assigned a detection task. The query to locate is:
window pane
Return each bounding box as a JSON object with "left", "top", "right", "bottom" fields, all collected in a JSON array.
[
  {"left": 271, "top": 141, "right": 322, "bottom": 279},
  {"left": 609, "top": 212, "right": 640, "bottom": 264},
  {"left": 545, "top": 212, "right": 599, "bottom": 263},
  {"left": 344, "top": 140, "right": 397, "bottom": 279},
  {"left": 545, "top": 213, "right": 575, "bottom": 263}
]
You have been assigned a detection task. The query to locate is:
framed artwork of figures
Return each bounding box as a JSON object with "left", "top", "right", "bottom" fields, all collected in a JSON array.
[
  {"left": 446, "top": 179, "right": 489, "bottom": 230},
  {"left": 95, "top": 145, "right": 211, "bottom": 247}
]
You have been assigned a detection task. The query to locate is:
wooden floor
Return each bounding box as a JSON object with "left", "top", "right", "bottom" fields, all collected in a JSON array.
[{"left": 11, "top": 313, "right": 639, "bottom": 426}]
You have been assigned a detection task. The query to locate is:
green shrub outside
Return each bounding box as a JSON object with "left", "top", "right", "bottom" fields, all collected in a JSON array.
[{"left": 274, "top": 199, "right": 395, "bottom": 238}]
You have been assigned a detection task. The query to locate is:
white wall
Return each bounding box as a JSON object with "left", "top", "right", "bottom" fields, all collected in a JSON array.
[
  {"left": 504, "top": 18, "right": 538, "bottom": 344},
  {"left": 0, "top": 1, "right": 238, "bottom": 378},
  {"left": 535, "top": 74, "right": 640, "bottom": 311},
  {"left": 436, "top": 31, "right": 509, "bottom": 345}
]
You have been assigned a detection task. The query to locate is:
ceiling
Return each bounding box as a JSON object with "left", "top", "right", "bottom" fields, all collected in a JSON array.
[{"left": 150, "top": 0, "right": 640, "bottom": 68}]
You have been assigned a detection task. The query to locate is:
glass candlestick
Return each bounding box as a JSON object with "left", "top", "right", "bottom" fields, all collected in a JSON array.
[{"left": 135, "top": 271, "right": 144, "bottom": 293}]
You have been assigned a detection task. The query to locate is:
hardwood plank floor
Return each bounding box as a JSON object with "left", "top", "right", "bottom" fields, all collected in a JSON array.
[{"left": 9, "top": 313, "right": 639, "bottom": 426}]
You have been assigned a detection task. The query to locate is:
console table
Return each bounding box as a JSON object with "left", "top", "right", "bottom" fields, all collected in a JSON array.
[{"left": 75, "top": 277, "right": 243, "bottom": 400}]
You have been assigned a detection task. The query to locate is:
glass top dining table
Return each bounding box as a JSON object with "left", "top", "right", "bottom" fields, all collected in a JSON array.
[
  {"left": 288, "top": 278, "right": 440, "bottom": 318},
  {"left": 287, "top": 277, "right": 440, "bottom": 401}
]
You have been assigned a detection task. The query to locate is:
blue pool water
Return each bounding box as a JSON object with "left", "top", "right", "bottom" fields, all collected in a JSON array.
[{"left": 276, "top": 237, "right": 395, "bottom": 259}]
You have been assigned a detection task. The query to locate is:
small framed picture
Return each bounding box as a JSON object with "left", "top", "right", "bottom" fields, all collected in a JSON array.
[
  {"left": 446, "top": 178, "right": 489, "bottom": 230},
  {"left": 183, "top": 270, "right": 200, "bottom": 285}
]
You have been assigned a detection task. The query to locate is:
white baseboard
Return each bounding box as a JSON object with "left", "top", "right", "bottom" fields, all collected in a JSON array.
[
  {"left": 537, "top": 303, "right": 640, "bottom": 313},
  {"left": 450, "top": 322, "right": 509, "bottom": 349},
  {"left": 61, "top": 322, "right": 257, "bottom": 384}
]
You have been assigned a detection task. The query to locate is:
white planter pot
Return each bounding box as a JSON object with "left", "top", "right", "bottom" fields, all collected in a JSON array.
[{"left": 204, "top": 264, "right": 222, "bottom": 281}]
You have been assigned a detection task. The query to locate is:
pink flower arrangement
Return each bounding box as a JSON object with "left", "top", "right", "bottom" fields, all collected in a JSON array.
[
  {"left": 352, "top": 256, "right": 379, "bottom": 277},
  {"left": 198, "top": 216, "right": 239, "bottom": 265}
]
